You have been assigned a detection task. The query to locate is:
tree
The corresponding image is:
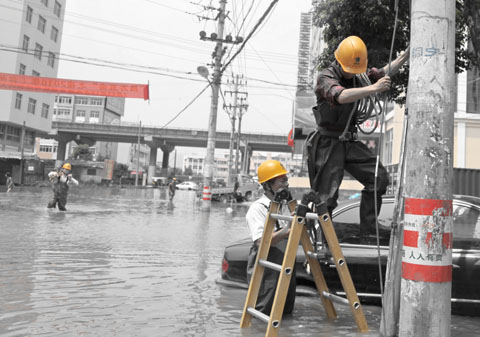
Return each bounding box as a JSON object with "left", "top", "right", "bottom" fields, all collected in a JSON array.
[
  {"left": 312, "top": 0, "right": 477, "bottom": 105},
  {"left": 70, "top": 144, "right": 93, "bottom": 161},
  {"left": 113, "top": 162, "right": 129, "bottom": 179}
]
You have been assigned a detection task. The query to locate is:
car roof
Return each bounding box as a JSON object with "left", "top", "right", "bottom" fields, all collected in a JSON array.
[{"left": 334, "top": 194, "right": 480, "bottom": 215}]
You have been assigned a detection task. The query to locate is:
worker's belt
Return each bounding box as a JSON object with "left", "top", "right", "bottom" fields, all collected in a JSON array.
[{"left": 317, "top": 126, "right": 358, "bottom": 142}]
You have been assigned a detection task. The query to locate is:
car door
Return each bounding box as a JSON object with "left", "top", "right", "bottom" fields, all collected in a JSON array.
[
  {"left": 326, "top": 200, "right": 395, "bottom": 295},
  {"left": 451, "top": 201, "right": 480, "bottom": 311}
]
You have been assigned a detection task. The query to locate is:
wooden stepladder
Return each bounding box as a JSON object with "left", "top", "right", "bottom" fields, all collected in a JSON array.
[{"left": 240, "top": 190, "right": 368, "bottom": 337}]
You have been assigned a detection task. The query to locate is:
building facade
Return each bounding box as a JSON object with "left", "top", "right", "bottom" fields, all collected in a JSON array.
[{"left": 0, "top": 0, "right": 65, "bottom": 181}]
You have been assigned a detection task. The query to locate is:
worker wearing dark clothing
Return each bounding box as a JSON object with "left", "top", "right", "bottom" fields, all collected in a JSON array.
[
  {"left": 246, "top": 160, "right": 296, "bottom": 315},
  {"left": 307, "top": 36, "right": 409, "bottom": 235},
  {"left": 47, "top": 163, "right": 78, "bottom": 211},
  {"left": 168, "top": 178, "right": 176, "bottom": 201}
]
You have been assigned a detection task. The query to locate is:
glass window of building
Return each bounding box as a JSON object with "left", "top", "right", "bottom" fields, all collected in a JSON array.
[
  {"left": 32, "top": 70, "right": 40, "bottom": 76},
  {"left": 54, "top": 1, "right": 61, "bottom": 17},
  {"left": 40, "top": 145, "right": 53, "bottom": 152},
  {"left": 50, "top": 26, "right": 58, "bottom": 42},
  {"left": 26, "top": 6, "right": 33, "bottom": 23},
  {"left": 19, "top": 63, "right": 26, "bottom": 75},
  {"left": 22, "top": 35, "right": 29, "bottom": 52},
  {"left": 47, "top": 52, "right": 55, "bottom": 68},
  {"left": 91, "top": 98, "right": 103, "bottom": 106},
  {"left": 57, "top": 108, "right": 71, "bottom": 116},
  {"left": 75, "top": 97, "right": 88, "bottom": 105},
  {"left": 15, "top": 93, "right": 22, "bottom": 109},
  {"left": 41, "top": 103, "right": 49, "bottom": 118},
  {"left": 6, "top": 126, "right": 20, "bottom": 142},
  {"left": 34, "top": 43, "right": 43, "bottom": 60},
  {"left": 25, "top": 131, "right": 35, "bottom": 145},
  {"left": 90, "top": 111, "right": 100, "bottom": 123},
  {"left": 58, "top": 96, "right": 72, "bottom": 104},
  {"left": 38, "top": 16, "right": 46, "bottom": 33},
  {"left": 28, "top": 98, "right": 36, "bottom": 114}
]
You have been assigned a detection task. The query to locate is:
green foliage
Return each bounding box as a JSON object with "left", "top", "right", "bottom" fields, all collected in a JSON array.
[
  {"left": 70, "top": 144, "right": 93, "bottom": 161},
  {"left": 113, "top": 162, "right": 129, "bottom": 178},
  {"left": 312, "top": 0, "right": 477, "bottom": 105}
]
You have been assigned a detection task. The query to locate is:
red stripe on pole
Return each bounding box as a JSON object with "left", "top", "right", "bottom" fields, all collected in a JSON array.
[
  {"left": 0, "top": 73, "right": 149, "bottom": 99},
  {"left": 403, "top": 230, "right": 453, "bottom": 249},
  {"left": 404, "top": 198, "right": 452, "bottom": 216},
  {"left": 402, "top": 262, "right": 452, "bottom": 282},
  {"left": 202, "top": 197, "right": 211, "bottom": 200}
]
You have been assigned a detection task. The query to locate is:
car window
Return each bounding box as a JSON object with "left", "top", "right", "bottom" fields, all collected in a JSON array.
[
  {"left": 332, "top": 201, "right": 394, "bottom": 245},
  {"left": 453, "top": 204, "right": 480, "bottom": 239}
]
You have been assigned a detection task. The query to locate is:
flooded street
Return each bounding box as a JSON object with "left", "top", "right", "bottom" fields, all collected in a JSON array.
[{"left": 1, "top": 187, "right": 479, "bottom": 336}]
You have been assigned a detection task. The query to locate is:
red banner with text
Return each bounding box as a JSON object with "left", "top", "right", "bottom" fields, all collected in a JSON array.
[{"left": 0, "top": 73, "right": 149, "bottom": 100}]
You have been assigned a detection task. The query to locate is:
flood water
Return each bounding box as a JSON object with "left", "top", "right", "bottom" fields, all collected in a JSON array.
[{"left": 1, "top": 186, "right": 479, "bottom": 336}]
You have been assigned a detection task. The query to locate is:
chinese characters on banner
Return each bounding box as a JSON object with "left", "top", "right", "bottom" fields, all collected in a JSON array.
[{"left": 0, "top": 73, "right": 149, "bottom": 100}]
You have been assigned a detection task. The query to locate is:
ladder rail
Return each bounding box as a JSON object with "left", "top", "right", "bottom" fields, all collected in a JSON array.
[
  {"left": 240, "top": 202, "right": 281, "bottom": 328},
  {"left": 317, "top": 210, "right": 369, "bottom": 332}
]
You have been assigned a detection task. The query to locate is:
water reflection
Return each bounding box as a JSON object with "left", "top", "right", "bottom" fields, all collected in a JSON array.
[{"left": 0, "top": 187, "right": 478, "bottom": 336}]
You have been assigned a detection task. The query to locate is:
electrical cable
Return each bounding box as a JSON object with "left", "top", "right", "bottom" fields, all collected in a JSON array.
[
  {"left": 376, "top": 0, "right": 401, "bottom": 333},
  {"left": 158, "top": 83, "right": 210, "bottom": 129}
]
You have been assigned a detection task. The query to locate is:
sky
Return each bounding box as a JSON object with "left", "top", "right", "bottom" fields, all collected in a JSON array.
[{"left": 57, "top": 0, "right": 313, "bottom": 159}]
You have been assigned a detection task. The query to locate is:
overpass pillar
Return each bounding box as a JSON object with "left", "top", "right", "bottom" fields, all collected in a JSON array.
[
  {"left": 55, "top": 139, "right": 68, "bottom": 168},
  {"left": 161, "top": 151, "right": 169, "bottom": 176},
  {"left": 147, "top": 146, "right": 158, "bottom": 185}
]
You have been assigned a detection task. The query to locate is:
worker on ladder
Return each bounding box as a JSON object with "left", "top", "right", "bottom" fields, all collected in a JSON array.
[
  {"left": 245, "top": 160, "right": 296, "bottom": 315},
  {"left": 307, "top": 36, "right": 409, "bottom": 236}
]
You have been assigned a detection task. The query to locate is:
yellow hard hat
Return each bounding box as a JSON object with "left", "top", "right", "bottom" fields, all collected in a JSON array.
[
  {"left": 334, "top": 36, "right": 368, "bottom": 74},
  {"left": 173, "top": 178, "right": 176, "bottom": 181},
  {"left": 62, "top": 163, "right": 71, "bottom": 170},
  {"left": 257, "top": 160, "right": 288, "bottom": 184}
]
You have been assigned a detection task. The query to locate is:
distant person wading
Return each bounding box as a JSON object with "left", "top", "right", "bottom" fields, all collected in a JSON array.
[{"left": 47, "top": 163, "right": 79, "bottom": 211}]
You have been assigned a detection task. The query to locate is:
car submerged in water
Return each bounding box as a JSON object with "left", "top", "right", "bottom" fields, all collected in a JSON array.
[{"left": 217, "top": 195, "right": 480, "bottom": 315}]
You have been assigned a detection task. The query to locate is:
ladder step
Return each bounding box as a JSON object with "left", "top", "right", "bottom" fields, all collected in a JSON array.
[
  {"left": 247, "top": 307, "right": 280, "bottom": 327},
  {"left": 258, "top": 259, "right": 292, "bottom": 274},
  {"left": 269, "top": 213, "right": 294, "bottom": 221},
  {"left": 307, "top": 250, "right": 330, "bottom": 260},
  {"left": 321, "top": 291, "right": 350, "bottom": 306}
]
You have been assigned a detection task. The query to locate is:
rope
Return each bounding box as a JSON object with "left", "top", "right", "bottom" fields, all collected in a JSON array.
[{"left": 376, "top": 0, "right": 401, "bottom": 333}]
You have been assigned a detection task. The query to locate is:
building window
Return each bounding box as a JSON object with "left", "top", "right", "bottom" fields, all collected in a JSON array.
[
  {"left": 38, "top": 15, "right": 46, "bottom": 33},
  {"left": 6, "top": 126, "right": 20, "bottom": 142},
  {"left": 25, "top": 131, "right": 35, "bottom": 145},
  {"left": 54, "top": 1, "right": 61, "bottom": 17},
  {"left": 26, "top": 6, "right": 33, "bottom": 23},
  {"left": 22, "top": 35, "right": 29, "bottom": 52},
  {"left": 41, "top": 0, "right": 48, "bottom": 7},
  {"left": 15, "top": 93, "right": 22, "bottom": 109},
  {"left": 56, "top": 108, "right": 71, "bottom": 116},
  {"left": 27, "top": 98, "right": 37, "bottom": 114},
  {"left": 32, "top": 70, "right": 40, "bottom": 77},
  {"left": 87, "top": 168, "right": 96, "bottom": 176},
  {"left": 40, "top": 145, "right": 53, "bottom": 152},
  {"left": 47, "top": 52, "right": 55, "bottom": 67},
  {"left": 75, "top": 110, "right": 86, "bottom": 123},
  {"left": 50, "top": 26, "right": 58, "bottom": 42},
  {"left": 91, "top": 98, "right": 104, "bottom": 106},
  {"left": 75, "top": 97, "right": 89, "bottom": 105},
  {"left": 57, "top": 96, "right": 72, "bottom": 104},
  {"left": 90, "top": 111, "right": 100, "bottom": 123},
  {"left": 41, "top": 103, "right": 49, "bottom": 118},
  {"left": 34, "top": 43, "right": 43, "bottom": 60},
  {"left": 19, "top": 63, "right": 26, "bottom": 75},
  {"left": 0, "top": 124, "right": 4, "bottom": 139}
]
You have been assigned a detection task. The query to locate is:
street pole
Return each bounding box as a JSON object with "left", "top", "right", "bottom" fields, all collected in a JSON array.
[
  {"left": 201, "top": 0, "right": 226, "bottom": 210},
  {"left": 173, "top": 149, "right": 177, "bottom": 176},
  {"left": 235, "top": 105, "right": 243, "bottom": 175},
  {"left": 135, "top": 120, "right": 141, "bottom": 187},
  {"left": 399, "top": 1, "right": 455, "bottom": 336},
  {"left": 18, "top": 121, "right": 26, "bottom": 185},
  {"left": 227, "top": 75, "right": 238, "bottom": 186}
]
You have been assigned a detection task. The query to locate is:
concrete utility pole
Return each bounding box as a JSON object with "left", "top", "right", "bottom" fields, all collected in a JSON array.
[
  {"left": 201, "top": 0, "right": 227, "bottom": 210},
  {"left": 226, "top": 74, "right": 238, "bottom": 186},
  {"left": 399, "top": 1, "right": 455, "bottom": 336},
  {"left": 135, "top": 121, "right": 141, "bottom": 187}
]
